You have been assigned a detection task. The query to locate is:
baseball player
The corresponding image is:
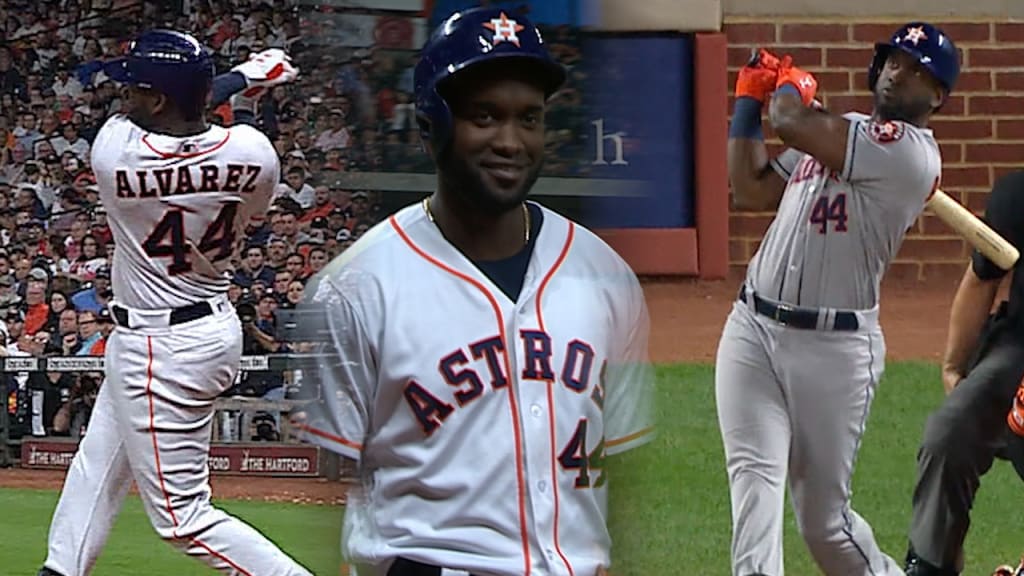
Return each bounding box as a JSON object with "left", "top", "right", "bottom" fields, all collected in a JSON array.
[
  {"left": 288, "top": 7, "right": 654, "bottom": 576},
  {"left": 38, "top": 30, "right": 312, "bottom": 576},
  {"left": 902, "top": 167, "right": 1024, "bottom": 576},
  {"left": 717, "top": 23, "right": 959, "bottom": 576}
]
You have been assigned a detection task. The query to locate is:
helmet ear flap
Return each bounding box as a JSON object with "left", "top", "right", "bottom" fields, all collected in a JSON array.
[
  {"left": 416, "top": 86, "right": 455, "bottom": 158},
  {"left": 867, "top": 44, "right": 890, "bottom": 92}
]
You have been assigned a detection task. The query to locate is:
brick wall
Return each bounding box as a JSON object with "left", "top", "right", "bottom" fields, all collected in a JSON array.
[{"left": 724, "top": 20, "right": 1023, "bottom": 281}]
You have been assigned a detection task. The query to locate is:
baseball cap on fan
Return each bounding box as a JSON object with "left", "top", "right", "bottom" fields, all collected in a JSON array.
[{"left": 96, "top": 308, "right": 114, "bottom": 324}]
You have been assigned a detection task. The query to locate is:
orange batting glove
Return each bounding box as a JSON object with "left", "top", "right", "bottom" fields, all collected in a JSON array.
[
  {"left": 776, "top": 63, "right": 819, "bottom": 107},
  {"left": 753, "top": 47, "right": 787, "bottom": 71},
  {"left": 735, "top": 48, "right": 781, "bottom": 103}
]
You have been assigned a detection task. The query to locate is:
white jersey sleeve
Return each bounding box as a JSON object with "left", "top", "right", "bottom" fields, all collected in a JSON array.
[
  {"left": 770, "top": 147, "right": 805, "bottom": 180},
  {"left": 295, "top": 266, "right": 378, "bottom": 461},
  {"left": 840, "top": 112, "right": 941, "bottom": 200},
  {"left": 602, "top": 267, "right": 655, "bottom": 456}
]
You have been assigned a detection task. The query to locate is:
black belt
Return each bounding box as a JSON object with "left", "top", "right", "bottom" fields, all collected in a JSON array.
[
  {"left": 387, "top": 557, "right": 481, "bottom": 576},
  {"left": 111, "top": 301, "right": 215, "bottom": 329},
  {"left": 739, "top": 286, "right": 859, "bottom": 331}
]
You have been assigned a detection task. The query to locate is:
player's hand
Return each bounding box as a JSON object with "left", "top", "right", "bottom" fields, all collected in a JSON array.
[
  {"left": 752, "top": 47, "right": 786, "bottom": 71},
  {"left": 776, "top": 62, "right": 819, "bottom": 107},
  {"left": 735, "top": 48, "right": 781, "bottom": 103},
  {"left": 231, "top": 48, "right": 300, "bottom": 98},
  {"left": 941, "top": 365, "right": 963, "bottom": 395}
]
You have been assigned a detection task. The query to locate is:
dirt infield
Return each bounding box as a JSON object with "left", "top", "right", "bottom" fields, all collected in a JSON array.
[
  {"left": 0, "top": 274, "right": 959, "bottom": 501},
  {"left": 0, "top": 467, "right": 351, "bottom": 505},
  {"left": 645, "top": 273, "right": 961, "bottom": 364}
]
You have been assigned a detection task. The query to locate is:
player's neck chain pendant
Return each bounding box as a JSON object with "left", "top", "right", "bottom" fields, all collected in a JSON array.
[{"left": 422, "top": 197, "right": 530, "bottom": 245}]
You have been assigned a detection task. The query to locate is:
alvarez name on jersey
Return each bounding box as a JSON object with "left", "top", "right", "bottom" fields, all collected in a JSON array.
[{"left": 90, "top": 114, "right": 279, "bottom": 310}]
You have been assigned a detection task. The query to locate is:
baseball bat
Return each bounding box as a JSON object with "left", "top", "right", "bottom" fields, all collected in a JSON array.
[{"left": 926, "top": 189, "right": 1020, "bottom": 270}]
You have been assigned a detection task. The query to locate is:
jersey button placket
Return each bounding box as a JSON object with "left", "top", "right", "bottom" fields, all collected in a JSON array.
[{"left": 512, "top": 307, "right": 558, "bottom": 573}]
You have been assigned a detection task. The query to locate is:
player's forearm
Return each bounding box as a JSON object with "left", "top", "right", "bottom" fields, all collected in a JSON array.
[
  {"left": 942, "top": 264, "right": 1002, "bottom": 375},
  {"left": 767, "top": 91, "right": 807, "bottom": 139},
  {"left": 210, "top": 72, "right": 247, "bottom": 108},
  {"left": 729, "top": 96, "right": 784, "bottom": 211},
  {"left": 728, "top": 138, "right": 777, "bottom": 211}
]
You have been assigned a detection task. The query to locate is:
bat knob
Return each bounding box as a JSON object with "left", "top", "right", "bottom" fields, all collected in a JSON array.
[{"left": 747, "top": 47, "right": 761, "bottom": 68}]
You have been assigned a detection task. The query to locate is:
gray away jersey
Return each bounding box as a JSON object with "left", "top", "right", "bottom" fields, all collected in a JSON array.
[{"left": 746, "top": 112, "right": 941, "bottom": 310}]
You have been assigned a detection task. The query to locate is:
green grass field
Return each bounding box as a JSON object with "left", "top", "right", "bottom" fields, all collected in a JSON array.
[{"left": 2, "top": 362, "right": 1022, "bottom": 575}]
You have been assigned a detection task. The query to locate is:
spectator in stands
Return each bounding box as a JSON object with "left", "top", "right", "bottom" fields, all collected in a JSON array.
[
  {"left": 74, "top": 310, "right": 100, "bottom": 356},
  {"left": 277, "top": 165, "right": 314, "bottom": 208},
  {"left": 70, "top": 266, "right": 110, "bottom": 314},
  {"left": 5, "top": 308, "right": 25, "bottom": 354},
  {"left": 228, "top": 279, "right": 246, "bottom": 305},
  {"left": 229, "top": 296, "right": 285, "bottom": 398},
  {"left": 234, "top": 244, "right": 276, "bottom": 287},
  {"left": 299, "top": 183, "right": 334, "bottom": 225},
  {"left": 283, "top": 252, "right": 306, "bottom": 283},
  {"left": 51, "top": 307, "right": 79, "bottom": 355},
  {"left": 307, "top": 246, "right": 328, "bottom": 277},
  {"left": 22, "top": 267, "right": 51, "bottom": 335},
  {"left": 12, "top": 254, "right": 31, "bottom": 294},
  {"left": 51, "top": 122, "right": 90, "bottom": 159},
  {"left": 346, "top": 190, "right": 374, "bottom": 230},
  {"left": 322, "top": 147, "right": 346, "bottom": 171},
  {"left": 248, "top": 278, "right": 266, "bottom": 301},
  {"left": 335, "top": 227, "right": 355, "bottom": 253},
  {"left": 51, "top": 63, "right": 83, "bottom": 101},
  {"left": 90, "top": 205, "right": 112, "bottom": 245},
  {"left": 53, "top": 372, "right": 99, "bottom": 440},
  {"left": 0, "top": 274, "right": 15, "bottom": 304},
  {"left": 271, "top": 271, "right": 292, "bottom": 305},
  {"left": 13, "top": 111, "right": 41, "bottom": 161},
  {"left": 33, "top": 341, "right": 76, "bottom": 436},
  {"left": 284, "top": 279, "right": 305, "bottom": 308},
  {"left": 278, "top": 207, "right": 312, "bottom": 247},
  {"left": 327, "top": 205, "right": 349, "bottom": 234},
  {"left": 88, "top": 308, "right": 113, "bottom": 355},
  {"left": 266, "top": 235, "right": 289, "bottom": 269},
  {"left": 314, "top": 107, "right": 350, "bottom": 151},
  {"left": 65, "top": 234, "right": 105, "bottom": 282},
  {"left": 45, "top": 289, "right": 70, "bottom": 331}
]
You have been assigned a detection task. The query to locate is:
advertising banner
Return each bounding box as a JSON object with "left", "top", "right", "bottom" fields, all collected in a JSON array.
[{"left": 21, "top": 440, "right": 322, "bottom": 478}]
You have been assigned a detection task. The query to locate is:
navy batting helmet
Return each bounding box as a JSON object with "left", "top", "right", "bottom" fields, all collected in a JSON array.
[
  {"left": 868, "top": 22, "right": 960, "bottom": 94},
  {"left": 104, "top": 29, "right": 215, "bottom": 119},
  {"left": 414, "top": 7, "right": 566, "bottom": 153}
]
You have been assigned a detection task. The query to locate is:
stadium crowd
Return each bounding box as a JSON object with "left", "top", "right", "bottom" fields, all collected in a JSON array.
[{"left": 0, "top": 0, "right": 587, "bottom": 442}]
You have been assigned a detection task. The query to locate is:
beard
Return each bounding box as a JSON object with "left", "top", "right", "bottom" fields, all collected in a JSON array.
[
  {"left": 437, "top": 149, "right": 543, "bottom": 217},
  {"left": 873, "top": 90, "right": 935, "bottom": 123}
]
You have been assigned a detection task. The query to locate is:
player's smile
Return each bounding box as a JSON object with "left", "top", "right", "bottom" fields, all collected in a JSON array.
[{"left": 480, "top": 160, "right": 526, "bottom": 188}]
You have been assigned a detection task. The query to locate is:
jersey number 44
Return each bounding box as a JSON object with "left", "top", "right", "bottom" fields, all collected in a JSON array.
[{"left": 142, "top": 204, "right": 238, "bottom": 274}]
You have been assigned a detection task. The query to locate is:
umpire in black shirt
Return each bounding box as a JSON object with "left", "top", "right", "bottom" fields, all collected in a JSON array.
[{"left": 904, "top": 171, "right": 1024, "bottom": 575}]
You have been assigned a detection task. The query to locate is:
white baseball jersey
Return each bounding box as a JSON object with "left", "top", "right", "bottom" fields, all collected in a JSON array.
[
  {"left": 298, "top": 201, "right": 655, "bottom": 576},
  {"left": 90, "top": 114, "right": 279, "bottom": 310},
  {"left": 747, "top": 112, "right": 941, "bottom": 310}
]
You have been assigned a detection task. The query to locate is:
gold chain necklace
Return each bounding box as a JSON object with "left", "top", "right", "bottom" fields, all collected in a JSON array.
[{"left": 422, "top": 197, "right": 530, "bottom": 245}]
